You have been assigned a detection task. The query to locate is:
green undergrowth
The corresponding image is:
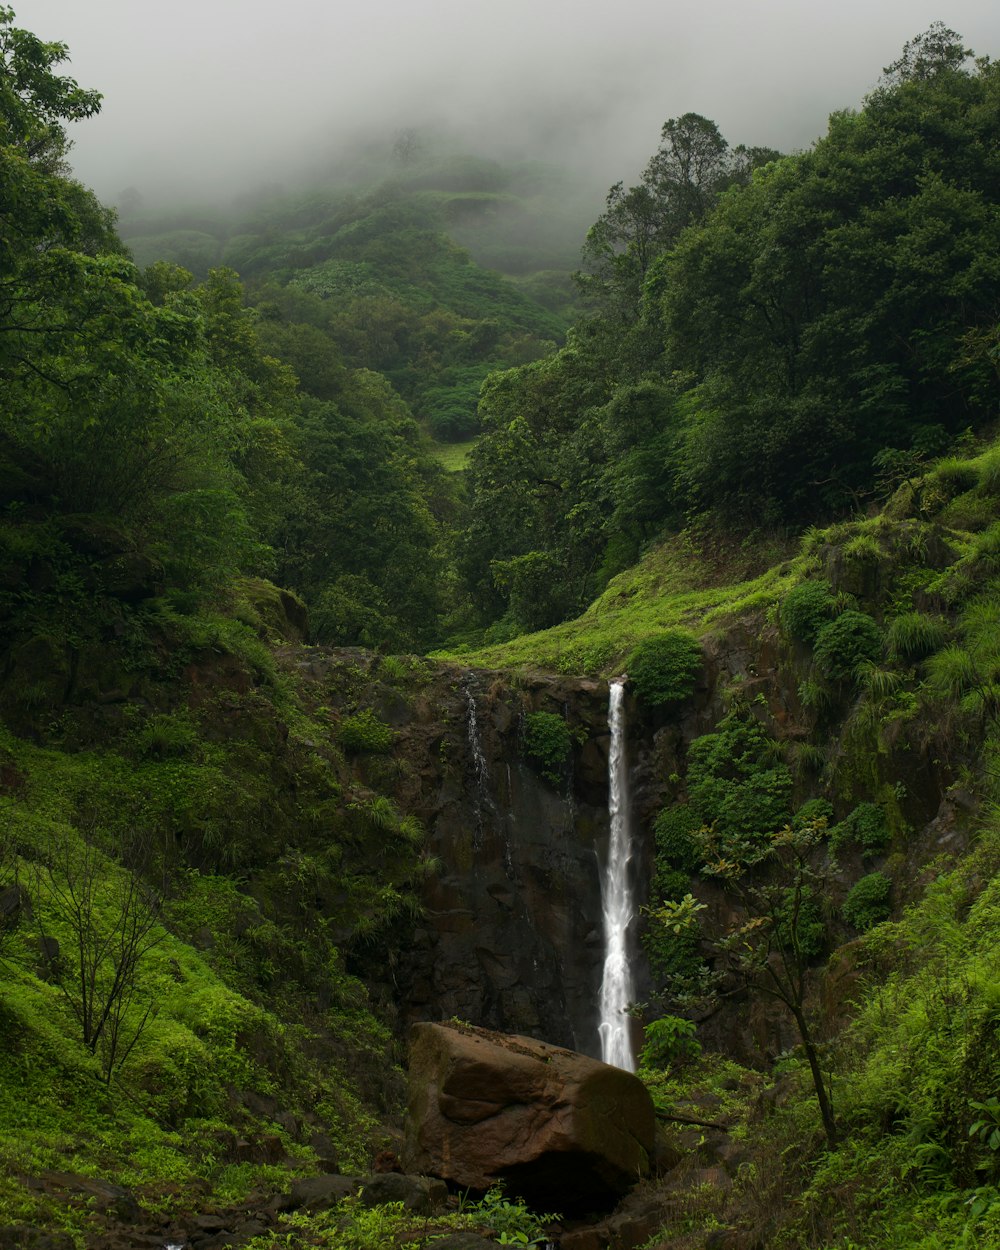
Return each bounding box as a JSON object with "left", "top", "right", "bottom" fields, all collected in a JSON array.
[
  {"left": 237, "top": 1184, "right": 559, "bottom": 1249},
  {"left": 751, "top": 815, "right": 1000, "bottom": 1249},
  {"left": 438, "top": 534, "right": 806, "bottom": 674},
  {"left": 0, "top": 635, "right": 432, "bottom": 1239},
  {"left": 638, "top": 1048, "right": 760, "bottom": 1129},
  {"left": 427, "top": 436, "right": 479, "bottom": 472},
  {"left": 435, "top": 430, "right": 1000, "bottom": 685},
  {"left": 0, "top": 761, "right": 394, "bottom": 1235}
]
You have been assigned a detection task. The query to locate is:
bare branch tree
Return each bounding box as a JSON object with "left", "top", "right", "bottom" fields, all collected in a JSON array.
[{"left": 32, "top": 827, "right": 163, "bottom": 1083}]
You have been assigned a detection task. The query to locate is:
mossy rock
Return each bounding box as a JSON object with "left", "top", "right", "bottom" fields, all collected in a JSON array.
[{"left": 237, "top": 577, "right": 309, "bottom": 643}]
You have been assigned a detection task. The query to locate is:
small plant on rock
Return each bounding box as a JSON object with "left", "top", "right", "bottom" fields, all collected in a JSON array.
[
  {"left": 842, "top": 872, "right": 892, "bottom": 930},
  {"left": 780, "top": 579, "right": 838, "bottom": 644},
  {"left": 522, "top": 711, "right": 572, "bottom": 786},
  {"left": 470, "top": 1184, "right": 560, "bottom": 1246},
  {"left": 813, "top": 611, "right": 883, "bottom": 683},
  {"left": 830, "top": 802, "right": 890, "bottom": 856},
  {"left": 339, "top": 709, "right": 395, "bottom": 754},
  {"left": 885, "top": 611, "right": 949, "bottom": 662},
  {"left": 626, "top": 631, "right": 702, "bottom": 708}
]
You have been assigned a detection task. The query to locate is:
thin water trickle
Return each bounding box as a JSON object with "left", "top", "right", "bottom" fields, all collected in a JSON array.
[
  {"left": 598, "top": 679, "right": 636, "bottom": 1071},
  {"left": 503, "top": 762, "right": 516, "bottom": 879},
  {"left": 464, "top": 678, "right": 492, "bottom": 851}
]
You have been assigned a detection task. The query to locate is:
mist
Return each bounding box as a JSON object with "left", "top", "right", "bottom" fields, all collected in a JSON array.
[{"left": 15, "top": 0, "right": 1000, "bottom": 212}]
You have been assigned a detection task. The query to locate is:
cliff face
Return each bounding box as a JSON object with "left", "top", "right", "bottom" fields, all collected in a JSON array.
[
  {"left": 347, "top": 613, "right": 970, "bottom": 1063},
  {"left": 2, "top": 569, "right": 972, "bottom": 1069},
  {"left": 388, "top": 669, "right": 633, "bottom": 1056}
]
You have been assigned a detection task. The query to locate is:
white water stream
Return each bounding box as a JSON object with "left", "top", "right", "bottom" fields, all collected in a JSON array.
[
  {"left": 464, "top": 679, "right": 492, "bottom": 851},
  {"left": 598, "top": 680, "right": 637, "bottom": 1071}
]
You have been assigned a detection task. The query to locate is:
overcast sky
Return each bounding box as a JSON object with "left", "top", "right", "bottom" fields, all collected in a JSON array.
[{"left": 14, "top": 0, "right": 1000, "bottom": 208}]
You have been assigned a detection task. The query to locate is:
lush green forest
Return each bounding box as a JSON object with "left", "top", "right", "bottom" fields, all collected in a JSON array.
[{"left": 5, "top": 6, "right": 1000, "bottom": 1248}]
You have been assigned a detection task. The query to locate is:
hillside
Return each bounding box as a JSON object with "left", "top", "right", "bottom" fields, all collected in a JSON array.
[
  {"left": 3, "top": 8, "right": 1000, "bottom": 1250},
  {"left": 3, "top": 413, "right": 1000, "bottom": 1247}
]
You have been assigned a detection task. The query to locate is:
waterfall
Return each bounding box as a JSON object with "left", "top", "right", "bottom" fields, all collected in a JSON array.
[
  {"left": 598, "top": 679, "right": 636, "bottom": 1071},
  {"left": 464, "top": 678, "right": 492, "bottom": 851}
]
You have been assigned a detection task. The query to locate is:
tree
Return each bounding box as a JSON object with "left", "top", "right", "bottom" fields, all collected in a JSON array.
[
  {"left": 33, "top": 829, "right": 163, "bottom": 1084},
  {"left": 649, "top": 819, "right": 838, "bottom": 1147},
  {"left": 643, "top": 113, "right": 731, "bottom": 231},
  {"left": 577, "top": 113, "right": 779, "bottom": 344},
  {"left": 880, "top": 21, "right": 971, "bottom": 84},
  {"left": 663, "top": 36, "right": 1000, "bottom": 523},
  {"left": 0, "top": 4, "right": 100, "bottom": 162}
]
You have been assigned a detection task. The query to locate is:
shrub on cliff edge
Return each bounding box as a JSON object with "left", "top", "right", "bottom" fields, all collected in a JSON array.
[{"left": 627, "top": 632, "right": 702, "bottom": 708}]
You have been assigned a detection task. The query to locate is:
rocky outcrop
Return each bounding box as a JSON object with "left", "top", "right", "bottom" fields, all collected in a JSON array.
[
  {"left": 403, "top": 1021, "right": 655, "bottom": 1214},
  {"left": 299, "top": 653, "right": 649, "bottom": 1056}
]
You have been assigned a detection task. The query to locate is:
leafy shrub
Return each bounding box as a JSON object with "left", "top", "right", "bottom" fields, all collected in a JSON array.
[
  {"left": 338, "top": 709, "right": 394, "bottom": 754},
  {"left": 842, "top": 872, "right": 892, "bottom": 930},
  {"left": 830, "top": 802, "right": 890, "bottom": 856},
  {"left": 653, "top": 866, "right": 692, "bottom": 904},
  {"left": 780, "top": 580, "right": 837, "bottom": 644},
  {"left": 653, "top": 804, "right": 702, "bottom": 873},
  {"left": 522, "top": 711, "right": 572, "bottom": 786},
  {"left": 640, "top": 1015, "right": 701, "bottom": 1069},
  {"left": 793, "top": 798, "right": 834, "bottom": 829},
  {"left": 626, "top": 632, "right": 702, "bottom": 708},
  {"left": 686, "top": 710, "right": 792, "bottom": 852},
  {"left": 797, "top": 678, "right": 834, "bottom": 713},
  {"left": 885, "top": 611, "right": 949, "bottom": 662},
  {"left": 643, "top": 922, "right": 704, "bottom": 991},
  {"left": 813, "top": 611, "right": 883, "bottom": 682}
]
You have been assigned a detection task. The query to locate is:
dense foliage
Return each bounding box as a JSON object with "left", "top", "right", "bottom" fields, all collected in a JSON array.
[
  {"left": 521, "top": 710, "right": 573, "bottom": 786},
  {"left": 457, "top": 24, "right": 1000, "bottom": 640},
  {"left": 626, "top": 631, "right": 702, "bottom": 708},
  {"left": 8, "top": 7, "right": 1000, "bottom": 1247}
]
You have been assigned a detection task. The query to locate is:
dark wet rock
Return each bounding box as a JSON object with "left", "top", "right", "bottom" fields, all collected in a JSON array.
[
  {"left": 358, "top": 1172, "right": 447, "bottom": 1213},
  {"left": 381, "top": 663, "right": 621, "bottom": 1053},
  {"left": 560, "top": 1188, "right": 671, "bottom": 1250},
  {"left": 427, "top": 1235, "right": 500, "bottom": 1249},
  {"left": 309, "top": 1131, "right": 341, "bottom": 1172},
  {"left": 0, "top": 1228, "right": 75, "bottom": 1250},
  {"left": 286, "top": 1173, "right": 360, "bottom": 1212},
  {"left": 193, "top": 1213, "right": 230, "bottom": 1232},
  {"left": 0, "top": 883, "right": 28, "bottom": 926},
  {"left": 25, "top": 1172, "right": 140, "bottom": 1224},
  {"left": 232, "top": 1133, "right": 285, "bottom": 1164}
]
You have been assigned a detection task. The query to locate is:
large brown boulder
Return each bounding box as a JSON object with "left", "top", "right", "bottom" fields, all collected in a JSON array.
[{"left": 403, "top": 1021, "right": 655, "bottom": 1213}]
